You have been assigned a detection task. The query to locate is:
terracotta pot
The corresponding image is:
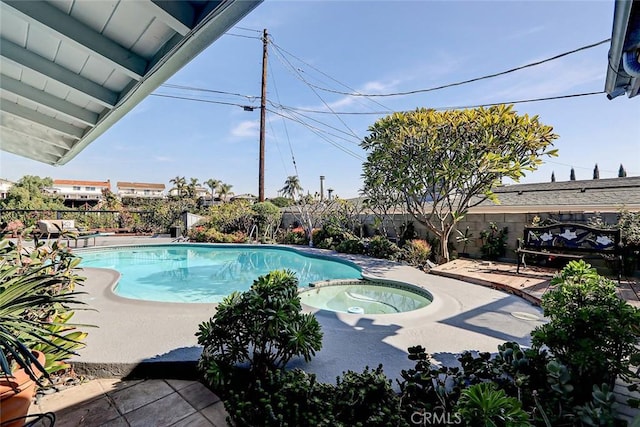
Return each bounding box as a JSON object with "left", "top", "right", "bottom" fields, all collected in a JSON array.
[{"left": 0, "top": 350, "right": 46, "bottom": 427}]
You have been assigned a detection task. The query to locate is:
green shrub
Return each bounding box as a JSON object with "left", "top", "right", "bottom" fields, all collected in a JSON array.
[
  {"left": 223, "top": 368, "right": 335, "bottom": 427},
  {"left": 335, "top": 238, "right": 366, "bottom": 255},
  {"left": 479, "top": 222, "right": 509, "bottom": 260},
  {"left": 366, "top": 236, "right": 401, "bottom": 260},
  {"left": 401, "top": 239, "right": 432, "bottom": 268},
  {"left": 455, "top": 382, "right": 531, "bottom": 427},
  {"left": 196, "top": 270, "right": 323, "bottom": 388},
  {"left": 0, "top": 225, "right": 89, "bottom": 379},
  {"left": 531, "top": 260, "right": 640, "bottom": 403},
  {"left": 279, "top": 228, "right": 308, "bottom": 245},
  {"left": 312, "top": 218, "right": 356, "bottom": 249},
  {"left": 333, "top": 365, "right": 404, "bottom": 427}
]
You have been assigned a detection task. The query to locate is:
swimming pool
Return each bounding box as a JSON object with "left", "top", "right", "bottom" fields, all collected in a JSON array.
[{"left": 78, "top": 244, "right": 361, "bottom": 303}]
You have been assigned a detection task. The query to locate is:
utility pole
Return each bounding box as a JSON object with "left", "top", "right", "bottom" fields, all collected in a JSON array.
[{"left": 258, "top": 29, "right": 268, "bottom": 202}]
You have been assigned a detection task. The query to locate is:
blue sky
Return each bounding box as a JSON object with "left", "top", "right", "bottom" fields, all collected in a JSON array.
[{"left": 1, "top": 0, "right": 639, "bottom": 199}]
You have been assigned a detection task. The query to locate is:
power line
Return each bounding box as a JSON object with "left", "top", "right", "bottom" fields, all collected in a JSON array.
[
  {"left": 270, "top": 40, "right": 363, "bottom": 141},
  {"left": 267, "top": 108, "right": 365, "bottom": 161},
  {"left": 225, "top": 33, "right": 261, "bottom": 40},
  {"left": 275, "top": 38, "right": 611, "bottom": 98},
  {"left": 150, "top": 93, "right": 257, "bottom": 109},
  {"left": 160, "top": 84, "right": 258, "bottom": 100},
  {"left": 234, "top": 26, "right": 262, "bottom": 33},
  {"left": 269, "top": 38, "right": 394, "bottom": 113},
  {"left": 268, "top": 91, "right": 605, "bottom": 115}
]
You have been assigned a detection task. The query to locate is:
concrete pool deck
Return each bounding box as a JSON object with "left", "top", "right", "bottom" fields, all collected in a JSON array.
[
  {"left": 66, "top": 241, "right": 546, "bottom": 383},
  {"left": 27, "top": 237, "right": 639, "bottom": 425}
]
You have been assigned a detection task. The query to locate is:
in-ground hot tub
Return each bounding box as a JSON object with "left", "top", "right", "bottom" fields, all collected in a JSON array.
[{"left": 299, "top": 279, "right": 433, "bottom": 315}]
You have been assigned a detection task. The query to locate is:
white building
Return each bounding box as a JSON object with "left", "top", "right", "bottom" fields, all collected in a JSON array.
[
  {"left": 0, "top": 179, "right": 13, "bottom": 199},
  {"left": 47, "top": 179, "right": 111, "bottom": 206},
  {"left": 117, "top": 182, "right": 165, "bottom": 198}
]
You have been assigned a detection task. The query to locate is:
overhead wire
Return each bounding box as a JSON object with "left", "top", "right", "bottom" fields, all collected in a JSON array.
[
  {"left": 273, "top": 38, "right": 611, "bottom": 97},
  {"left": 267, "top": 108, "right": 365, "bottom": 161},
  {"left": 267, "top": 91, "right": 605, "bottom": 115},
  {"left": 160, "top": 84, "right": 259, "bottom": 100},
  {"left": 269, "top": 38, "right": 363, "bottom": 141},
  {"left": 150, "top": 93, "right": 258, "bottom": 109},
  {"left": 266, "top": 52, "right": 296, "bottom": 177},
  {"left": 269, "top": 39, "right": 394, "bottom": 112}
]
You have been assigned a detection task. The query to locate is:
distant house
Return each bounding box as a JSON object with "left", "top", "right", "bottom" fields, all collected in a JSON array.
[
  {"left": 117, "top": 182, "right": 165, "bottom": 199},
  {"left": 168, "top": 186, "right": 210, "bottom": 199},
  {"left": 231, "top": 194, "right": 257, "bottom": 203},
  {"left": 0, "top": 179, "right": 13, "bottom": 199},
  {"left": 46, "top": 179, "right": 111, "bottom": 208}
]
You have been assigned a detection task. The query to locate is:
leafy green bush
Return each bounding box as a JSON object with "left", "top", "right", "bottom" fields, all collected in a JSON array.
[
  {"left": 333, "top": 365, "right": 403, "bottom": 427},
  {"left": 187, "top": 226, "right": 247, "bottom": 243},
  {"left": 531, "top": 260, "right": 640, "bottom": 403},
  {"left": 455, "top": 382, "right": 530, "bottom": 427},
  {"left": 278, "top": 227, "right": 308, "bottom": 245},
  {"left": 196, "top": 270, "right": 323, "bottom": 388},
  {"left": 366, "top": 236, "right": 401, "bottom": 260},
  {"left": 312, "top": 218, "right": 357, "bottom": 249},
  {"left": 0, "top": 226, "right": 88, "bottom": 379},
  {"left": 223, "top": 368, "right": 335, "bottom": 427},
  {"left": 222, "top": 365, "right": 402, "bottom": 427},
  {"left": 251, "top": 201, "right": 282, "bottom": 242},
  {"left": 400, "top": 239, "right": 432, "bottom": 268},
  {"left": 335, "top": 238, "right": 366, "bottom": 255},
  {"left": 480, "top": 222, "right": 509, "bottom": 260}
]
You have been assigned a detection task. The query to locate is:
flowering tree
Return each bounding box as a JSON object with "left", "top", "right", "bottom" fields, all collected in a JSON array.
[{"left": 361, "top": 105, "right": 558, "bottom": 262}]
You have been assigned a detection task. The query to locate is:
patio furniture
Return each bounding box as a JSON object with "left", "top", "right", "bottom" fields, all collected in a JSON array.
[
  {"left": 516, "top": 223, "right": 623, "bottom": 282},
  {"left": 36, "top": 219, "right": 79, "bottom": 239}
]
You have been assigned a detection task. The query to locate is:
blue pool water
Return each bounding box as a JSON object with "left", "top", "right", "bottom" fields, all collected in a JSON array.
[{"left": 79, "top": 244, "right": 361, "bottom": 303}]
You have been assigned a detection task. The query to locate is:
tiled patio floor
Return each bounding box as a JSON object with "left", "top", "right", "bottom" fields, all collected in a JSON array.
[{"left": 28, "top": 378, "right": 228, "bottom": 427}]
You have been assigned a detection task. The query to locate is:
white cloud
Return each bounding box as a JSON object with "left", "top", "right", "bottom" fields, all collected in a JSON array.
[
  {"left": 231, "top": 120, "right": 260, "bottom": 137},
  {"left": 153, "top": 156, "right": 173, "bottom": 162}
]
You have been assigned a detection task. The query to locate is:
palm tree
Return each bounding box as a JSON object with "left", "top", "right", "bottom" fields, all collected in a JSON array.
[
  {"left": 169, "top": 176, "right": 186, "bottom": 197},
  {"left": 218, "top": 183, "right": 234, "bottom": 202},
  {"left": 280, "top": 176, "right": 303, "bottom": 199},
  {"left": 204, "top": 179, "right": 221, "bottom": 202},
  {"left": 187, "top": 177, "right": 200, "bottom": 198}
]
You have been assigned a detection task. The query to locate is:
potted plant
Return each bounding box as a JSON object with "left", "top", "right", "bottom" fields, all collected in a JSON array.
[{"left": 0, "top": 225, "right": 87, "bottom": 426}]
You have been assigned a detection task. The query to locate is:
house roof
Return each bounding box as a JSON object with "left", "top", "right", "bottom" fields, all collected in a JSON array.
[
  {"left": 117, "top": 182, "right": 165, "bottom": 190},
  {"left": 605, "top": 0, "right": 640, "bottom": 99},
  {"left": 0, "top": 0, "right": 262, "bottom": 165},
  {"left": 53, "top": 179, "right": 110, "bottom": 187},
  {"left": 471, "top": 176, "right": 640, "bottom": 213}
]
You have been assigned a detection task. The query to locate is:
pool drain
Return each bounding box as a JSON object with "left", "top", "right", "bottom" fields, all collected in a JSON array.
[{"left": 347, "top": 306, "right": 365, "bottom": 314}]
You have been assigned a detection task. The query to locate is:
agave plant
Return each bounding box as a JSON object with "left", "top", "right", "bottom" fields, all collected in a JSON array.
[{"left": 0, "top": 230, "right": 88, "bottom": 382}]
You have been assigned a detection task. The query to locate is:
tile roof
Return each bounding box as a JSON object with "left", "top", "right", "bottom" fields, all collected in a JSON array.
[
  {"left": 116, "top": 182, "right": 165, "bottom": 190},
  {"left": 472, "top": 177, "right": 640, "bottom": 212},
  {"left": 53, "top": 179, "right": 110, "bottom": 187}
]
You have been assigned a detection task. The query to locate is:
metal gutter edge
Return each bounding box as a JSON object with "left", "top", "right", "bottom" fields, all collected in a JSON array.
[{"left": 605, "top": 0, "right": 634, "bottom": 98}]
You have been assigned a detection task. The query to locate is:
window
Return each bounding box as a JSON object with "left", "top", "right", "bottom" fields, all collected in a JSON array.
[
  {"left": 73, "top": 186, "right": 81, "bottom": 191},
  {"left": 144, "top": 190, "right": 150, "bottom": 195},
  {"left": 85, "top": 186, "right": 96, "bottom": 191}
]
